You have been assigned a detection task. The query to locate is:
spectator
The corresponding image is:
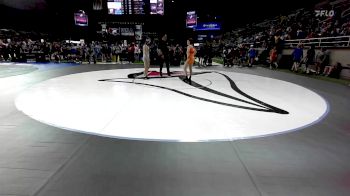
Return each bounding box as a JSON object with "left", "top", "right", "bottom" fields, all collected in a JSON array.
[
  {"left": 269, "top": 46, "right": 278, "bottom": 69},
  {"left": 227, "top": 48, "right": 237, "bottom": 67},
  {"left": 323, "top": 62, "right": 350, "bottom": 78},
  {"left": 174, "top": 44, "right": 182, "bottom": 66},
  {"left": 316, "top": 48, "right": 330, "bottom": 75},
  {"left": 248, "top": 45, "right": 257, "bottom": 67},
  {"left": 222, "top": 47, "right": 228, "bottom": 67},
  {"left": 291, "top": 44, "right": 304, "bottom": 72},
  {"left": 305, "top": 45, "right": 315, "bottom": 74},
  {"left": 128, "top": 43, "right": 135, "bottom": 63},
  {"left": 273, "top": 34, "right": 284, "bottom": 66}
]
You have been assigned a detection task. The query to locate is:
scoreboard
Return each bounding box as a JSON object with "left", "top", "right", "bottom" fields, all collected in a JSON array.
[
  {"left": 133, "top": 0, "right": 145, "bottom": 15},
  {"left": 107, "top": 0, "right": 163, "bottom": 15}
]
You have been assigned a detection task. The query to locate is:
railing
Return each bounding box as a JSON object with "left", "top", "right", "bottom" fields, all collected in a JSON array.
[
  {"left": 284, "top": 36, "right": 350, "bottom": 48},
  {"left": 236, "top": 36, "right": 350, "bottom": 49}
]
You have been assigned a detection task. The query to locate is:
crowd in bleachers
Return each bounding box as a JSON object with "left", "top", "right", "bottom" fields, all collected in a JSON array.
[
  {"left": 223, "top": 0, "right": 350, "bottom": 48},
  {"left": 217, "top": 0, "right": 350, "bottom": 79}
]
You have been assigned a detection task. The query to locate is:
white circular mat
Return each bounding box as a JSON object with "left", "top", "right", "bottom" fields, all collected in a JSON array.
[{"left": 15, "top": 68, "right": 328, "bottom": 142}]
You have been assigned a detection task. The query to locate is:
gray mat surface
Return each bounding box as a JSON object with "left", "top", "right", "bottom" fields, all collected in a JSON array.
[
  {"left": 0, "top": 64, "right": 38, "bottom": 78},
  {"left": 0, "top": 64, "right": 349, "bottom": 196}
]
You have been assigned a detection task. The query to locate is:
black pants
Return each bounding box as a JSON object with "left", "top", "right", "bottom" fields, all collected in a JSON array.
[
  {"left": 159, "top": 57, "right": 170, "bottom": 75},
  {"left": 88, "top": 54, "right": 96, "bottom": 64}
]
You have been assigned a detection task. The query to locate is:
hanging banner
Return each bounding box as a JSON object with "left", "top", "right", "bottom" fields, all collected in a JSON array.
[{"left": 135, "top": 25, "right": 143, "bottom": 41}]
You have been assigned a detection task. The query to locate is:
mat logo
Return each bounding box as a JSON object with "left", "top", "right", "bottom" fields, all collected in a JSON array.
[
  {"left": 99, "top": 71, "right": 289, "bottom": 115},
  {"left": 315, "top": 10, "right": 335, "bottom": 17}
]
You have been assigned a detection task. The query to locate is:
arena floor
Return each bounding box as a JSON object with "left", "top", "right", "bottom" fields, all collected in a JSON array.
[{"left": 1, "top": 62, "right": 350, "bottom": 196}]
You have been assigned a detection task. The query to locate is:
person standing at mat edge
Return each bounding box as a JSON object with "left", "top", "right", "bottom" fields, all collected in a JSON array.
[
  {"left": 158, "top": 34, "right": 171, "bottom": 77},
  {"left": 143, "top": 37, "right": 151, "bottom": 79},
  {"left": 184, "top": 38, "right": 196, "bottom": 84}
]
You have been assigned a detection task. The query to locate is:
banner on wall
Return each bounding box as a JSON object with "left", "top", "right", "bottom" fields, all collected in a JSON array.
[
  {"left": 194, "top": 22, "right": 221, "bottom": 31},
  {"left": 186, "top": 11, "right": 197, "bottom": 28},
  {"left": 74, "top": 13, "right": 88, "bottom": 27},
  {"left": 135, "top": 25, "right": 143, "bottom": 41}
]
